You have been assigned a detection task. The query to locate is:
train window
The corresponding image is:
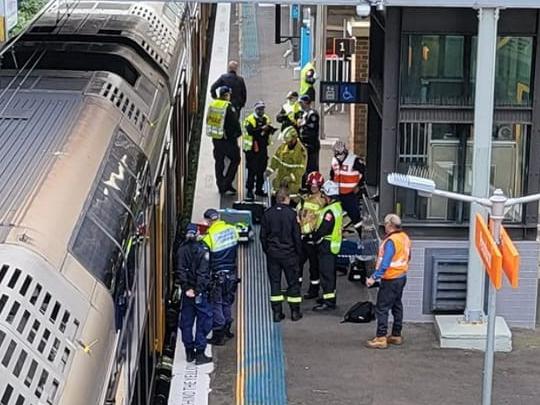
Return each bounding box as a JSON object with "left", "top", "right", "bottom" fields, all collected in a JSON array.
[
  {"left": 2, "top": 340, "right": 16, "bottom": 367},
  {"left": 39, "top": 293, "right": 51, "bottom": 315},
  {"left": 0, "top": 265, "right": 8, "bottom": 283},
  {"left": 35, "top": 370, "right": 49, "bottom": 398},
  {"left": 19, "top": 275, "right": 32, "bottom": 296},
  {"left": 13, "top": 350, "right": 28, "bottom": 377},
  {"left": 27, "top": 320, "right": 40, "bottom": 344},
  {"left": 60, "top": 348, "right": 70, "bottom": 372},
  {"left": 47, "top": 380, "right": 60, "bottom": 404},
  {"left": 50, "top": 302, "right": 61, "bottom": 323},
  {"left": 59, "top": 311, "right": 70, "bottom": 333},
  {"left": 0, "top": 384, "right": 13, "bottom": 405},
  {"left": 0, "top": 294, "right": 8, "bottom": 314},
  {"left": 30, "top": 284, "right": 42, "bottom": 305},
  {"left": 24, "top": 360, "right": 37, "bottom": 387},
  {"left": 8, "top": 268, "right": 21, "bottom": 288},
  {"left": 48, "top": 338, "right": 60, "bottom": 362},
  {"left": 17, "top": 310, "right": 30, "bottom": 333},
  {"left": 15, "top": 395, "right": 24, "bottom": 405},
  {"left": 6, "top": 301, "right": 20, "bottom": 324},
  {"left": 37, "top": 329, "right": 51, "bottom": 354}
]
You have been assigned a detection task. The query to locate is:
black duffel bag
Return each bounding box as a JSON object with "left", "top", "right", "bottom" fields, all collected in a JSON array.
[{"left": 341, "top": 301, "right": 375, "bottom": 323}]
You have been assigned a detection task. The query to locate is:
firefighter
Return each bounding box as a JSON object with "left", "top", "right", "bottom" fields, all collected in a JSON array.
[
  {"left": 366, "top": 214, "right": 411, "bottom": 349},
  {"left": 266, "top": 126, "right": 307, "bottom": 198},
  {"left": 260, "top": 187, "right": 303, "bottom": 322},
  {"left": 297, "top": 171, "right": 326, "bottom": 299},
  {"left": 206, "top": 85, "right": 242, "bottom": 195},
  {"left": 176, "top": 224, "right": 213, "bottom": 365},
  {"left": 312, "top": 180, "right": 343, "bottom": 311},
  {"left": 276, "top": 91, "right": 302, "bottom": 132},
  {"left": 202, "top": 209, "right": 240, "bottom": 345},
  {"left": 330, "top": 140, "right": 366, "bottom": 231},
  {"left": 298, "top": 95, "right": 320, "bottom": 188},
  {"left": 300, "top": 60, "right": 316, "bottom": 103},
  {"left": 243, "top": 101, "right": 277, "bottom": 200}
]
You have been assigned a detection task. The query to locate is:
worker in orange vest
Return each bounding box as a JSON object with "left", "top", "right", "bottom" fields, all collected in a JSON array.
[
  {"left": 365, "top": 214, "right": 411, "bottom": 349},
  {"left": 330, "top": 141, "right": 365, "bottom": 233}
]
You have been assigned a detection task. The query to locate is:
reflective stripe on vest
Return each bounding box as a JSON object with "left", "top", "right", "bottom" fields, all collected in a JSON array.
[
  {"left": 316, "top": 201, "right": 343, "bottom": 254},
  {"left": 283, "top": 102, "right": 301, "bottom": 122},
  {"left": 206, "top": 99, "right": 230, "bottom": 139},
  {"left": 376, "top": 231, "right": 411, "bottom": 280},
  {"left": 331, "top": 153, "right": 361, "bottom": 194},
  {"left": 298, "top": 196, "right": 325, "bottom": 234},
  {"left": 300, "top": 62, "right": 314, "bottom": 95},
  {"left": 202, "top": 220, "right": 239, "bottom": 252}
]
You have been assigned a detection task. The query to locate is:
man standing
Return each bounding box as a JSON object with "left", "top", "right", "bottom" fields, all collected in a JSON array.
[
  {"left": 298, "top": 95, "right": 320, "bottom": 187},
  {"left": 299, "top": 60, "right": 316, "bottom": 103},
  {"left": 267, "top": 126, "right": 307, "bottom": 198},
  {"left": 297, "top": 171, "right": 326, "bottom": 299},
  {"left": 312, "top": 181, "right": 343, "bottom": 311},
  {"left": 202, "top": 209, "right": 240, "bottom": 346},
  {"left": 330, "top": 140, "right": 365, "bottom": 230},
  {"left": 176, "top": 224, "right": 213, "bottom": 365},
  {"left": 210, "top": 60, "right": 247, "bottom": 116},
  {"left": 243, "top": 101, "right": 276, "bottom": 200},
  {"left": 206, "top": 86, "right": 242, "bottom": 195},
  {"left": 276, "top": 91, "right": 302, "bottom": 132},
  {"left": 260, "top": 188, "right": 303, "bottom": 322},
  {"left": 366, "top": 214, "right": 411, "bottom": 349}
]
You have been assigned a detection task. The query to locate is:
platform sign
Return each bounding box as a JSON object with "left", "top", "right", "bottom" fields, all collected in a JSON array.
[
  {"left": 334, "top": 38, "right": 354, "bottom": 57},
  {"left": 475, "top": 214, "right": 502, "bottom": 289},
  {"left": 320, "top": 81, "right": 368, "bottom": 104},
  {"left": 488, "top": 219, "right": 520, "bottom": 288},
  {"left": 321, "top": 82, "right": 339, "bottom": 103}
]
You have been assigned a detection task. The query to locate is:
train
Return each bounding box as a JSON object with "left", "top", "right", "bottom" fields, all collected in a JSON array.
[{"left": 0, "top": 2, "right": 213, "bottom": 404}]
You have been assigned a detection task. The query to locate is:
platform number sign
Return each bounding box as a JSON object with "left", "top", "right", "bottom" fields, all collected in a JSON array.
[{"left": 333, "top": 38, "right": 354, "bottom": 57}]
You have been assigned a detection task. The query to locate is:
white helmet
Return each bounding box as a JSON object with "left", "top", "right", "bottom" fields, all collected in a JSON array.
[{"left": 321, "top": 180, "right": 339, "bottom": 197}]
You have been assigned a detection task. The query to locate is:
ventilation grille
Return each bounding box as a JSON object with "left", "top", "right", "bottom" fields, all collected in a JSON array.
[
  {"left": 0, "top": 264, "right": 80, "bottom": 405},
  {"left": 130, "top": 5, "right": 176, "bottom": 67},
  {"left": 430, "top": 258, "right": 468, "bottom": 313}
]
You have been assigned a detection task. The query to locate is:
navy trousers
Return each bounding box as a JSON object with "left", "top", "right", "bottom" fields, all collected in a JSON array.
[
  {"left": 375, "top": 277, "right": 407, "bottom": 337},
  {"left": 179, "top": 293, "right": 213, "bottom": 351},
  {"left": 338, "top": 193, "right": 361, "bottom": 224},
  {"left": 210, "top": 277, "right": 237, "bottom": 329}
]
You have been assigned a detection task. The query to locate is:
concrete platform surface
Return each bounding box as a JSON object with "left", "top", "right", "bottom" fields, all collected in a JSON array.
[{"left": 436, "top": 314, "right": 512, "bottom": 352}]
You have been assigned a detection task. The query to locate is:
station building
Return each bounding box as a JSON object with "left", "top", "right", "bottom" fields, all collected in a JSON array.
[{"left": 366, "top": 6, "right": 540, "bottom": 328}]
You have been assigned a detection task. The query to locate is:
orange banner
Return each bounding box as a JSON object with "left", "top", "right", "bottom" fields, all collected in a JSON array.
[{"left": 475, "top": 214, "right": 502, "bottom": 290}]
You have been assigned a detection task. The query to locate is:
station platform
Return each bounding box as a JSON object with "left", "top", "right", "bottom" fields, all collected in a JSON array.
[{"left": 169, "top": 4, "right": 540, "bottom": 405}]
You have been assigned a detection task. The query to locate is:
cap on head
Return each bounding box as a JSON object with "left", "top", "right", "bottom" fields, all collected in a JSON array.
[
  {"left": 321, "top": 180, "right": 339, "bottom": 197},
  {"left": 203, "top": 208, "right": 219, "bottom": 221},
  {"left": 185, "top": 223, "right": 198, "bottom": 237},
  {"left": 228, "top": 60, "right": 238, "bottom": 72},
  {"left": 384, "top": 213, "right": 402, "bottom": 228},
  {"left": 332, "top": 140, "right": 348, "bottom": 156},
  {"left": 217, "top": 86, "right": 232, "bottom": 98},
  {"left": 282, "top": 126, "right": 298, "bottom": 142},
  {"left": 254, "top": 100, "right": 265, "bottom": 110},
  {"left": 286, "top": 91, "right": 299, "bottom": 99},
  {"left": 299, "top": 94, "right": 311, "bottom": 104}
]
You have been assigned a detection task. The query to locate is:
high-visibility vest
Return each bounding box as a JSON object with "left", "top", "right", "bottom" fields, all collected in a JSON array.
[
  {"left": 297, "top": 193, "right": 326, "bottom": 234},
  {"left": 206, "top": 99, "right": 230, "bottom": 139},
  {"left": 202, "top": 220, "right": 239, "bottom": 271},
  {"left": 316, "top": 201, "right": 343, "bottom": 254},
  {"left": 300, "top": 62, "right": 315, "bottom": 95},
  {"left": 331, "top": 153, "right": 362, "bottom": 195},
  {"left": 242, "top": 113, "right": 271, "bottom": 152},
  {"left": 376, "top": 231, "right": 411, "bottom": 280},
  {"left": 283, "top": 101, "right": 301, "bottom": 123}
]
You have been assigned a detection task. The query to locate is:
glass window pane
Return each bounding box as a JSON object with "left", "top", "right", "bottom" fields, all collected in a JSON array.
[{"left": 495, "top": 37, "right": 533, "bottom": 106}]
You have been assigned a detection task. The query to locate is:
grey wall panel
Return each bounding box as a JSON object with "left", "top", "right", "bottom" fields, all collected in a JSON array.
[{"left": 401, "top": 239, "right": 539, "bottom": 328}]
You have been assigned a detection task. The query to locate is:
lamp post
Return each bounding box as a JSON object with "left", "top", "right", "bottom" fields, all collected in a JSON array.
[{"left": 387, "top": 173, "right": 540, "bottom": 405}]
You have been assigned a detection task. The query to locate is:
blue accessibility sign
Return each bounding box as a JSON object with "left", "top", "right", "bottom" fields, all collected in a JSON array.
[
  {"left": 340, "top": 83, "right": 357, "bottom": 103},
  {"left": 319, "top": 81, "right": 369, "bottom": 104}
]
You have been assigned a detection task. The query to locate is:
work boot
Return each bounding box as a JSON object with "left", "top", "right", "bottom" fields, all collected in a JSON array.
[
  {"left": 273, "top": 311, "right": 286, "bottom": 323},
  {"left": 255, "top": 189, "right": 268, "bottom": 197},
  {"left": 185, "top": 349, "right": 195, "bottom": 363},
  {"left": 290, "top": 306, "right": 303, "bottom": 321},
  {"left": 387, "top": 335, "right": 403, "bottom": 345},
  {"left": 313, "top": 301, "right": 336, "bottom": 312},
  {"left": 208, "top": 329, "right": 225, "bottom": 346},
  {"left": 246, "top": 189, "right": 255, "bottom": 200},
  {"left": 365, "top": 336, "right": 388, "bottom": 349},
  {"left": 303, "top": 283, "right": 319, "bottom": 300},
  {"left": 224, "top": 186, "right": 237, "bottom": 196},
  {"left": 195, "top": 351, "right": 213, "bottom": 365},
  {"left": 224, "top": 322, "right": 235, "bottom": 339}
]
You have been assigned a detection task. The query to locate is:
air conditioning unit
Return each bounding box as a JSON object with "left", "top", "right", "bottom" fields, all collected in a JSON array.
[{"left": 497, "top": 125, "right": 513, "bottom": 140}]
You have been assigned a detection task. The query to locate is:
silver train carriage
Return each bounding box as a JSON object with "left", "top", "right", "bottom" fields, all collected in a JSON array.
[{"left": 0, "top": 2, "right": 213, "bottom": 404}]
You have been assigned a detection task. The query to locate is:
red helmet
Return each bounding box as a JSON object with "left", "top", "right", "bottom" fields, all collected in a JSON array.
[{"left": 306, "top": 171, "right": 324, "bottom": 187}]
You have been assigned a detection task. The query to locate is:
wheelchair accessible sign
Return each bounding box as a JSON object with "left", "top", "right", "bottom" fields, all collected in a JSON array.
[{"left": 320, "top": 81, "right": 368, "bottom": 104}]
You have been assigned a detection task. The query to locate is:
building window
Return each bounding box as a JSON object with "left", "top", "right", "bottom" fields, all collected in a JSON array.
[
  {"left": 401, "top": 35, "right": 533, "bottom": 106},
  {"left": 396, "top": 122, "right": 529, "bottom": 223}
]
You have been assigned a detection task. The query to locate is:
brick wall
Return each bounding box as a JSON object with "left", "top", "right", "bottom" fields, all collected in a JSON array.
[{"left": 350, "top": 36, "right": 369, "bottom": 158}]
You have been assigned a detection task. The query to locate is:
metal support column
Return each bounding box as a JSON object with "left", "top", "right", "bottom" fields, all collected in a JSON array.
[
  {"left": 464, "top": 7, "right": 499, "bottom": 323},
  {"left": 315, "top": 4, "right": 326, "bottom": 138}
]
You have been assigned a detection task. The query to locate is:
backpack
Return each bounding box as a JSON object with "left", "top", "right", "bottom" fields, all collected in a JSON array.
[{"left": 341, "top": 301, "right": 375, "bottom": 323}]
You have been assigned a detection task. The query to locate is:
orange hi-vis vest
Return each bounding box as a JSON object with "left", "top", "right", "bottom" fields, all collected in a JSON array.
[
  {"left": 331, "top": 153, "right": 362, "bottom": 195},
  {"left": 376, "top": 231, "right": 411, "bottom": 280}
]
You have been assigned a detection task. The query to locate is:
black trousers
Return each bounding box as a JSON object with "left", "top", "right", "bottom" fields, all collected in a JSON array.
[
  {"left": 213, "top": 139, "right": 240, "bottom": 193},
  {"left": 245, "top": 151, "right": 267, "bottom": 192},
  {"left": 266, "top": 255, "right": 301, "bottom": 312},
  {"left": 318, "top": 241, "right": 336, "bottom": 303},
  {"left": 301, "top": 241, "right": 319, "bottom": 284},
  {"left": 338, "top": 192, "right": 361, "bottom": 224},
  {"left": 301, "top": 149, "right": 319, "bottom": 188},
  {"left": 375, "top": 277, "right": 407, "bottom": 337}
]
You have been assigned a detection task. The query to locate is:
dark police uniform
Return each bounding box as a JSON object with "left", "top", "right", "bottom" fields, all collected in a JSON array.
[
  {"left": 210, "top": 71, "right": 247, "bottom": 116},
  {"left": 213, "top": 103, "right": 242, "bottom": 194},
  {"left": 299, "top": 108, "right": 320, "bottom": 186}
]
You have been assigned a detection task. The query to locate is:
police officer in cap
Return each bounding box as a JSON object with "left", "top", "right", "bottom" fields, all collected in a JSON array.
[
  {"left": 176, "top": 223, "right": 213, "bottom": 365},
  {"left": 276, "top": 91, "right": 302, "bottom": 132},
  {"left": 202, "top": 209, "right": 240, "bottom": 345},
  {"left": 298, "top": 94, "right": 320, "bottom": 188}
]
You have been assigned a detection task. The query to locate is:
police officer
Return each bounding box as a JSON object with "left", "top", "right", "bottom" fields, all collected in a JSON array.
[
  {"left": 206, "top": 86, "right": 242, "bottom": 195},
  {"left": 266, "top": 126, "right": 307, "bottom": 198},
  {"left": 202, "top": 209, "right": 240, "bottom": 345},
  {"left": 298, "top": 95, "right": 320, "bottom": 188},
  {"left": 366, "top": 214, "right": 411, "bottom": 349},
  {"left": 312, "top": 181, "right": 343, "bottom": 311},
  {"left": 260, "top": 187, "right": 303, "bottom": 322},
  {"left": 243, "top": 101, "right": 276, "bottom": 200},
  {"left": 300, "top": 60, "right": 316, "bottom": 102},
  {"left": 297, "top": 171, "right": 326, "bottom": 299},
  {"left": 176, "top": 224, "right": 213, "bottom": 365},
  {"left": 330, "top": 140, "right": 366, "bottom": 231},
  {"left": 276, "top": 91, "right": 302, "bottom": 132},
  {"left": 210, "top": 60, "right": 247, "bottom": 116}
]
